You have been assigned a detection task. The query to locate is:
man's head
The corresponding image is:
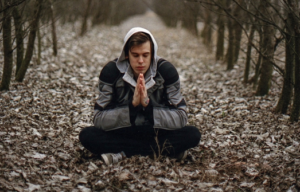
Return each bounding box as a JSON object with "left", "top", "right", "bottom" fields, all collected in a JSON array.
[{"left": 124, "top": 32, "right": 154, "bottom": 78}]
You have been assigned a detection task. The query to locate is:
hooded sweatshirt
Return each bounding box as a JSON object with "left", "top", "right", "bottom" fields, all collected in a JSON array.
[
  {"left": 93, "top": 27, "right": 187, "bottom": 131},
  {"left": 116, "top": 27, "right": 160, "bottom": 90}
]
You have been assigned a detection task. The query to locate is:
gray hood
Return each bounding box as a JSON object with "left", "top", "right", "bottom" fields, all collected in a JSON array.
[{"left": 116, "top": 27, "right": 161, "bottom": 89}]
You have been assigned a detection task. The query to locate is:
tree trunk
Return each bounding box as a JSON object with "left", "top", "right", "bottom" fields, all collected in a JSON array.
[
  {"left": 255, "top": 3, "right": 275, "bottom": 96},
  {"left": 244, "top": 24, "right": 255, "bottom": 83},
  {"left": 202, "top": 8, "right": 212, "bottom": 49},
  {"left": 182, "top": 2, "right": 198, "bottom": 36},
  {"left": 102, "top": 0, "right": 112, "bottom": 25},
  {"left": 12, "top": 6, "right": 23, "bottom": 75},
  {"left": 245, "top": 6, "right": 259, "bottom": 84},
  {"left": 0, "top": 1, "right": 13, "bottom": 91},
  {"left": 109, "top": 1, "right": 117, "bottom": 25},
  {"left": 215, "top": 0, "right": 225, "bottom": 61},
  {"left": 215, "top": 11, "right": 225, "bottom": 60},
  {"left": 49, "top": 0, "right": 57, "bottom": 56},
  {"left": 252, "top": 29, "right": 263, "bottom": 89},
  {"left": 37, "top": 20, "right": 41, "bottom": 65},
  {"left": 232, "top": 0, "right": 243, "bottom": 63},
  {"left": 290, "top": 4, "right": 300, "bottom": 122},
  {"left": 226, "top": 0, "right": 234, "bottom": 70},
  {"left": 15, "top": 0, "right": 42, "bottom": 82},
  {"left": 92, "top": 1, "right": 103, "bottom": 26},
  {"left": 274, "top": 4, "right": 295, "bottom": 114},
  {"left": 80, "top": 0, "right": 92, "bottom": 36}
]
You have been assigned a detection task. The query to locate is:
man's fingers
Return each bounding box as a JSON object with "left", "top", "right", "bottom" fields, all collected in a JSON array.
[
  {"left": 139, "top": 73, "right": 145, "bottom": 86},
  {"left": 132, "top": 83, "right": 141, "bottom": 107},
  {"left": 139, "top": 84, "right": 143, "bottom": 95},
  {"left": 141, "top": 74, "right": 145, "bottom": 83},
  {"left": 138, "top": 84, "right": 141, "bottom": 93},
  {"left": 140, "top": 84, "right": 147, "bottom": 98},
  {"left": 133, "top": 73, "right": 147, "bottom": 107},
  {"left": 137, "top": 73, "right": 142, "bottom": 84}
]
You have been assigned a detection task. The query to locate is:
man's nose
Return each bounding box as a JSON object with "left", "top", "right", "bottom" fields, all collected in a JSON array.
[{"left": 138, "top": 56, "right": 143, "bottom": 63}]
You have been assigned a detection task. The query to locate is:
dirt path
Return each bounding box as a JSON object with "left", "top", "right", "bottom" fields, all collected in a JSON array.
[{"left": 0, "top": 11, "right": 299, "bottom": 192}]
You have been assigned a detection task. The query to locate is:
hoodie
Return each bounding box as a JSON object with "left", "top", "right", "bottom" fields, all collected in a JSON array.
[
  {"left": 116, "top": 27, "right": 160, "bottom": 90},
  {"left": 93, "top": 27, "right": 187, "bottom": 131}
]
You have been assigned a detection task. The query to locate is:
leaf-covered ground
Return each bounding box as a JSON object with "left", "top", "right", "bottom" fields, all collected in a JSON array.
[{"left": 0, "top": 11, "right": 299, "bottom": 192}]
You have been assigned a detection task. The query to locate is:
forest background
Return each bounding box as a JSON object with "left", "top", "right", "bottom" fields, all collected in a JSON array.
[{"left": 0, "top": 0, "right": 299, "bottom": 191}]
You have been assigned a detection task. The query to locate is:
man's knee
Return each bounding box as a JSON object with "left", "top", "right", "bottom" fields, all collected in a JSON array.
[
  {"left": 184, "top": 126, "right": 201, "bottom": 147},
  {"left": 79, "top": 126, "right": 96, "bottom": 144}
]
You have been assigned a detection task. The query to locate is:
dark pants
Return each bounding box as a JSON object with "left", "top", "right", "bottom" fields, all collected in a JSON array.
[{"left": 79, "top": 125, "right": 201, "bottom": 158}]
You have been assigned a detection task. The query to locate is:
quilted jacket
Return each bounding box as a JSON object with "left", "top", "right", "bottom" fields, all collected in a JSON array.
[{"left": 93, "top": 27, "right": 187, "bottom": 131}]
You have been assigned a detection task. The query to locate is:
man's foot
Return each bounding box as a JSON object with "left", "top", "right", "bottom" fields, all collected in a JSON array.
[
  {"left": 101, "top": 152, "right": 126, "bottom": 165},
  {"left": 176, "top": 150, "right": 188, "bottom": 161}
]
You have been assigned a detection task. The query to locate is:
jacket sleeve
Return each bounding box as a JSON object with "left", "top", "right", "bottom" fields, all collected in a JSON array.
[
  {"left": 93, "top": 61, "right": 132, "bottom": 131},
  {"left": 153, "top": 61, "right": 188, "bottom": 129}
]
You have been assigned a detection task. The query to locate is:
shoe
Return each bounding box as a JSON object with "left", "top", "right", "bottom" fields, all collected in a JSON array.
[
  {"left": 176, "top": 150, "right": 187, "bottom": 161},
  {"left": 101, "top": 152, "right": 126, "bottom": 165}
]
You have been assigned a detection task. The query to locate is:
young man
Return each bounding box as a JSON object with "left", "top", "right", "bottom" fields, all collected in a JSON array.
[{"left": 79, "top": 27, "right": 201, "bottom": 165}]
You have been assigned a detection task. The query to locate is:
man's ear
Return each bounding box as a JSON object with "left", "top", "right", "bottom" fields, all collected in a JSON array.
[{"left": 125, "top": 56, "right": 129, "bottom": 59}]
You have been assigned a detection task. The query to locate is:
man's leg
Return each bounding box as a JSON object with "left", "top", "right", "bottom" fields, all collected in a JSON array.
[
  {"left": 154, "top": 126, "right": 201, "bottom": 157},
  {"left": 79, "top": 126, "right": 156, "bottom": 157},
  {"left": 79, "top": 126, "right": 200, "bottom": 158}
]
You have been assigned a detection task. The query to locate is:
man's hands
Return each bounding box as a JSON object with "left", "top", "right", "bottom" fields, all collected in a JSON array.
[{"left": 132, "top": 73, "right": 149, "bottom": 107}]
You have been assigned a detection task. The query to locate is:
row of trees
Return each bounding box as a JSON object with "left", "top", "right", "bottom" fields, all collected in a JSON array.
[
  {"left": 54, "top": 0, "right": 146, "bottom": 36},
  {"left": 1, "top": 0, "right": 299, "bottom": 122},
  {"left": 0, "top": 0, "right": 146, "bottom": 90},
  {"left": 152, "top": 0, "right": 300, "bottom": 122}
]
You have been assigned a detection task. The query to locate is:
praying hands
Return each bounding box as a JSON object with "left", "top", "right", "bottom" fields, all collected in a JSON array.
[{"left": 132, "top": 73, "right": 149, "bottom": 107}]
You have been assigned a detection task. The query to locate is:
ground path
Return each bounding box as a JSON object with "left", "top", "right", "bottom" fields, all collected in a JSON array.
[{"left": 0, "top": 10, "right": 299, "bottom": 192}]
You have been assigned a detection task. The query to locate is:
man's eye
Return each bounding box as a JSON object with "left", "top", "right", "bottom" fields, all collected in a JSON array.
[{"left": 143, "top": 54, "right": 149, "bottom": 57}]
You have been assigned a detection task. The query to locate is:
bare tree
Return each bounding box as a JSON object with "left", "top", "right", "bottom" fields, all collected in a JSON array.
[
  {"left": 15, "top": 0, "right": 42, "bottom": 82},
  {"left": 0, "top": 0, "right": 13, "bottom": 91},
  {"left": 152, "top": 0, "right": 181, "bottom": 27},
  {"left": 90, "top": 0, "right": 147, "bottom": 27},
  {"left": 152, "top": 0, "right": 300, "bottom": 120},
  {"left": 12, "top": 5, "right": 24, "bottom": 75},
  {"left": 244, "top": 2, "right": 261, "bottom": 84},
  {"left": 243, "top": 22, "right": 256, "bottom": 83},
  {"left": 275, "top": 0, "right": 296, "bottom": 114},
  {"left": 290, "top": 1, "right": 300, "bottom": 122},
  {"left": 91, "top": 0, "right": 111, "bottom": 26},
  {"left": 251, "top": 26, "right": 263, "bottom": 89},
  {"left": 80, "top": 0, "right": 92, "bottom": 36},
  {"left": 0, "top": 0, "right": 26, "bottom": 14},
  {"left": 49, "top": 0, "right": 57, "bottom": 56},
  {"left": 255, "top": 1, "right": 275, "bottom": 96},
  {"left": 232, "top": 0, "right": 244, "bottom": 63},
  {"left": 36, "top": 20, "right": 42, "bottom": 65},
  {"left": 201, "top": 6, "right": 213, "bottom": 48},
  {"left": 215, "top": 0, "right": 225, "bottom": 60},
  {"left": 182, "top": 1, "right": 199, "bottom": 36},
  {"left": 226, "top": 0, "right": 234, "bottom": 70}
]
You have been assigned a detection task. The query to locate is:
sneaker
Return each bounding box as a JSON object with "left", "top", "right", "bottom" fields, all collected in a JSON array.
[
  {"left": 176, "top": 150, "right": 187, "bottom": 161},
  {"left": 101, "top": 152, "right": 126, "bottom": 165}
]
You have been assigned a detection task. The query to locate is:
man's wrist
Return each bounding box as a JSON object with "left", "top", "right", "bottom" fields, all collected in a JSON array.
[
  {"left": 142, "top": 97, "right": 149, "bottom": 107},
  {"left": 144, "top": 97, "right": 149, "bottom": 105}
]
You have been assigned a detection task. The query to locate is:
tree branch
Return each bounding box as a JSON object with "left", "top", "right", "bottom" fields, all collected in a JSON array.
[{"left": 0, "top": 0, "right": 26, "bottom": 14}]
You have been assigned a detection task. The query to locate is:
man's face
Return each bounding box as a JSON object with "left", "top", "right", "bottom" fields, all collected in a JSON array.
[{"left": 128, "top": 41, "right": 151, "bottom": 78}]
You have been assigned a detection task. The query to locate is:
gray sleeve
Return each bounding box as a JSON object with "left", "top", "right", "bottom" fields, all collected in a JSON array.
[
  {"left": 93, "top": 80, "right": 131, "bottom": 131},
  {"left": 153, "top": 80, "right": 187, "bottom": 129}
]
